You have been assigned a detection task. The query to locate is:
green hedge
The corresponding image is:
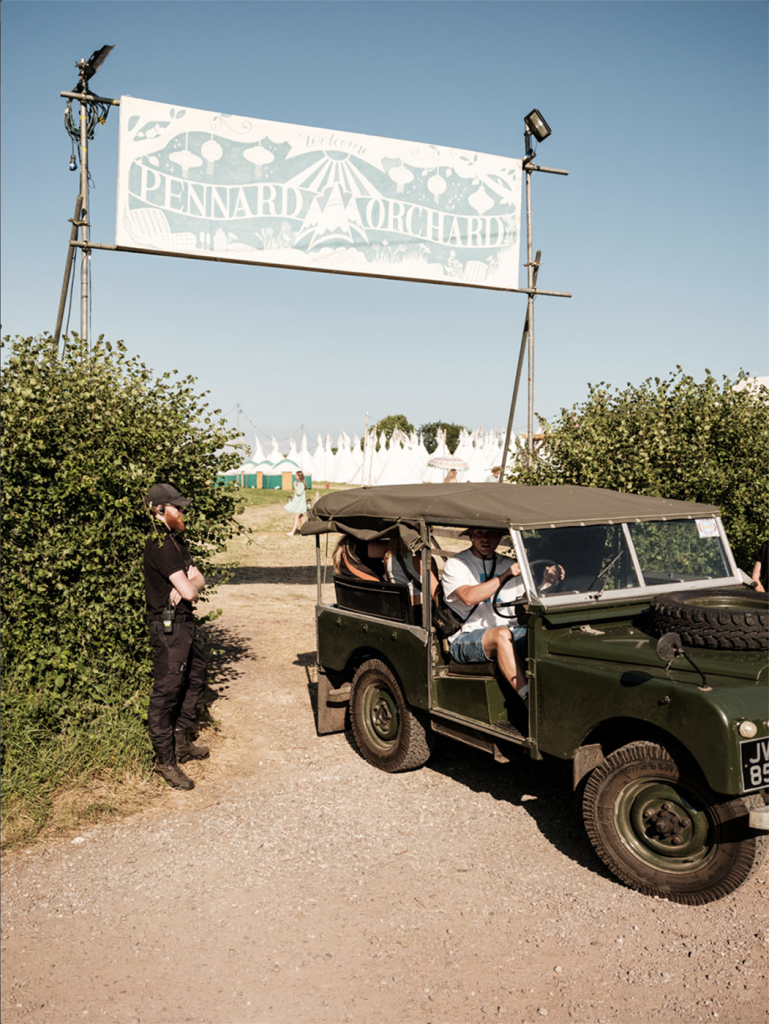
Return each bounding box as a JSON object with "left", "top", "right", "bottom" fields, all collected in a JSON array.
[
  {"left": 1, "top": 334, "right": 244, "bottom": 841},
  {"left": 515, "top": 368, "right": 768, "bottom": 570}
]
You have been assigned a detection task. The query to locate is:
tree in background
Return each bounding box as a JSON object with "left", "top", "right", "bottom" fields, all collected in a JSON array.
[
  {"left": 1, "top": 334, "right": 244, "bottom": 843},
  {"left": 374, "top": 413, "right": 414, "bottom": 443},
  {"left": 514, "top": 368, "right": 768, "bottom": 570},
  {"left": 420, "top": 421, "right": 466, "bottom": 454}
]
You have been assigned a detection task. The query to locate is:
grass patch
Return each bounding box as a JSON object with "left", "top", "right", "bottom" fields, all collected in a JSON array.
[{"left": 1, "top": 713, "right": 154, "bottom": 851}]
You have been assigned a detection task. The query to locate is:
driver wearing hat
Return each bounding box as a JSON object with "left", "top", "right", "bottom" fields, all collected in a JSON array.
[
  {"left": 441, "top": 527, "right": 529, "bottom": 702},
  {"left": 143, "top": 483, "right": 209, "bottom": 790}
]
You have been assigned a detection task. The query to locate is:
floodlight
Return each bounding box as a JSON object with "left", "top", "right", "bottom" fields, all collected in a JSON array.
[
  {"left": 523, "top": 109, "right": 552, "bottom": 144},
  {"left": 72, "top": 44, "right": 114, "bottom": 93}
]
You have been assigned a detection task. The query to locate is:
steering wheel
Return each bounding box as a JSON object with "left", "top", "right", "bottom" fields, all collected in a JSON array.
[
  {"left": 492, "top": 575, "right": 523, "bottom": 619},
  {"left": 528, "top": 559, "right": 565, "bottom": 595}
]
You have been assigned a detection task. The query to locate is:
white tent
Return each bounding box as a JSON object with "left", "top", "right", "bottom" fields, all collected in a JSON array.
[
  {"left": 250, "top": 435, "right": 267, "bottom": 464},
  {"left": 309, "top": 434, "right": 329, "bottom": 481},
  {"left": 266, "top": 436, "right": 283, "bottom": 465},
  {"left": 333, "top": 432, "right": 360, "bottom": 484},
  {"left": 297, "top": 434, "right": 314, "bottom": 475}
]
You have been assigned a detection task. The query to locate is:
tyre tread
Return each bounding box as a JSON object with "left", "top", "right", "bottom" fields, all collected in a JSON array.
[{"left": 583, "top": 741, "right": 767, "bottom": 904}]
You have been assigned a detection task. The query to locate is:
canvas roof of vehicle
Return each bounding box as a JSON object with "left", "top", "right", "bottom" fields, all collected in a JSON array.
[{"left": 302, "top": 483, "right": 720, "bottom": 536}]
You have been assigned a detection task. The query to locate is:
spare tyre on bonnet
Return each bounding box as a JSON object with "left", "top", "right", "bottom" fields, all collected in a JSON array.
[{"left": 302, "top": 483, "right": 769, "bottom": 905}]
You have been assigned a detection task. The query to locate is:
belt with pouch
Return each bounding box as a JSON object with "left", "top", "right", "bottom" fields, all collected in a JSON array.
[{"left": 146, "top": 611, "right": 195, "bottom": 623}]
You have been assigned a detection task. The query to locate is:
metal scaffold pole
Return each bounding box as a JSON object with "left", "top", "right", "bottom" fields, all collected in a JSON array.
[
  {"left": 499, "top": 110, "right": 571, "bottom": 478},
  {"left": 79, "top": 92, "right": 90, "bottom": 347},
  {"left": 53, "top": 46, "right": 116, "bottom": 354}
]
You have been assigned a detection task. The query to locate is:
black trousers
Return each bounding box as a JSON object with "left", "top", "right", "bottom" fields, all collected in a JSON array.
[{"left": 147, "top": 619, "right": 207, "bottom": 761}]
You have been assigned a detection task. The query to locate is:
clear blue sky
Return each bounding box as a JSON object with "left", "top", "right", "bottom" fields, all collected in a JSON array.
[{"left": 2, "top": 1, "right": 767, "bottom": 447}]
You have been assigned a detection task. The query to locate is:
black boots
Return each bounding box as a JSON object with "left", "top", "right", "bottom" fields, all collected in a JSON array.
[
  {"left": 153, "top": 729, "right": 208, "bottom": 789},
  {"left": 174, "top": 726, "right": 210, "bottom": 763},
  {"left": 154, "top": 757, "right": 194, "bottom": 791}
]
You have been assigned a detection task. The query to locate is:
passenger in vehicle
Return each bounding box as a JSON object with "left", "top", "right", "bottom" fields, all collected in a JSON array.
[
  {"left": 384, "top": 536, "right": 439, "bottom": 606},
  {"left": 333, "top": 534, "right": 387, "bottom": 582},
  {"left": 441, "top": 527, "right": 529, "bottom": 701}
]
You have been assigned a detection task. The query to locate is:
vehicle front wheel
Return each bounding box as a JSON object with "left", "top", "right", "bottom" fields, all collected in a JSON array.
[
  {"left": 350, "top": 659, "right": 433, "bottom": 773},
  {"left": 582, "top": 742, "right": 767, "bottom": 904}
]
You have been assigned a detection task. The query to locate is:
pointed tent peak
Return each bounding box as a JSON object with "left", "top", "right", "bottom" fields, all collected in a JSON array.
[
  {"left": 287, "top": 436, "right": 299, "bottom": 455},
  {"left": 267, "top": 436, "right": 282, "bottom": 461},
  {"left": 251, "top": 435, "right": 266, "bottom": 463}
]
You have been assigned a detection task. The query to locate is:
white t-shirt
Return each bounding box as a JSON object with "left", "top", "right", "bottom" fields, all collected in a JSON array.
[{"left": 441, "top": 547, "right": 524, "bottom": 639}]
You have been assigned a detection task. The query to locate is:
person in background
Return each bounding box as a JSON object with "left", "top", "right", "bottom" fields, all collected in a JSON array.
[
  {"left": 485, "top": 466, "right": 502, "bottom": 483},
  {"left": 751, "top": 539, "right": 768, "bottom": 592},
  {"left": 143, "top": 483, "right": 210, "bottom": 791},
  {"left": 444, "top": 468, "right": 459, "bottom": 483},
  {"left": 285, "top": 470, "right": 308, "bottom": 536}
]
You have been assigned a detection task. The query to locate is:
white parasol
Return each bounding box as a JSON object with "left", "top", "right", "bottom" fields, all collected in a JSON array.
[{"left": 427, "top": 455, "right": 469, "bottom": 469}]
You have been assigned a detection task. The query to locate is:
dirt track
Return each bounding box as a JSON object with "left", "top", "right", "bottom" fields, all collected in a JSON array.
[{"left": 2, "top": 504, "right": 768, "bottom": 1024}]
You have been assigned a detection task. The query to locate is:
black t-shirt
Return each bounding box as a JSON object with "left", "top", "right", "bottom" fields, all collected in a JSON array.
[
  {"left": 143, "top": 527, "right": 194, "bottom": 614},
  {"left": 757, "top": 540, "right": 768, "bottom": 591}
]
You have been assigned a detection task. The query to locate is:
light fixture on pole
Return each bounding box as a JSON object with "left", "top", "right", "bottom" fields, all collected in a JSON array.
[
  {"left": 72, "top": 44, "right": 114, "bottom": 94},
  {"left": 524, "top": 109, "right": 552, "bottom": 147}
]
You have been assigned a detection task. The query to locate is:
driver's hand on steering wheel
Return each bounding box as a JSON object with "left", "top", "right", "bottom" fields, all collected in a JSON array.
[
  {"left": 502, "top": 562, "right": 521, "bottom": 582},
  {"left": 540, "top": 562, "right": 565, "bottom": 589}
]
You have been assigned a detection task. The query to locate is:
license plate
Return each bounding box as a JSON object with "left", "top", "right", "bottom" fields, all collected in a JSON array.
[{"left": 740, "top": 737, "right": 769, "bottom": 792}]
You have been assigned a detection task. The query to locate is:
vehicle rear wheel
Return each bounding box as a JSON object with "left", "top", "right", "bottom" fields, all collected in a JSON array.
[
  {"left": 582, "top": 741, "right": 767, "bottom": 904},
  {"left": 350, "top": 659, "right": 433, "bottom": 772}
]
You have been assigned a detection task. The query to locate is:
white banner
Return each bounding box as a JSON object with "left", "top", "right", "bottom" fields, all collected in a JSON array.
[{"left": 116, "top": 97, "right": 522, "bottom": 290}]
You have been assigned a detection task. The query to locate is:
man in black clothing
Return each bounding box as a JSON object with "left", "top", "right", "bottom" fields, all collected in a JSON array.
[{"left": 144, "top": 482, "right": 209, "bottom": 790}]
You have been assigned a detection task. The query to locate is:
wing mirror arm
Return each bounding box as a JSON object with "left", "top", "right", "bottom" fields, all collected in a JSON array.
[{"left": 655, "top": 632, "right": 711, "bottom": 690}]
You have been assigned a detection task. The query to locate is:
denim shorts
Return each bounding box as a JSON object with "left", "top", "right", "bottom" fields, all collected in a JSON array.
[{"left": 449, "top": 626, "right": 527, "bottom": 664}]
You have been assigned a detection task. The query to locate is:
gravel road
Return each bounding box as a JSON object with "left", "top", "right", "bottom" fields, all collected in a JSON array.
[{"left": 2, "top": 507, "right": 767, "bottom": 1024}]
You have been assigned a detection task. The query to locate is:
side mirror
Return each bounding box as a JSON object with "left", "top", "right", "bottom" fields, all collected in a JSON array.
[{"left": 656, "top": 632, "right": 682, "bottom": 665}]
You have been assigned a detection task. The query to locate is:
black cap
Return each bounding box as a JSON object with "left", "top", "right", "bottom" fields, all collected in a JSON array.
[{"left": 145, "top": 483, "right": 190, "bottom": 508}]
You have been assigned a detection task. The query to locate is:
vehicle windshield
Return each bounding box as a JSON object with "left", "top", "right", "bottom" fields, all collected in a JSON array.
[
  {"left": 518, "top": 517, "right": 734, "bottom": 599},
  {"left": 627, "top": 518, "right": 731, "bottom": 585},
  {"left": 520, "top": 524, "right": 637, "bottom": 596}
]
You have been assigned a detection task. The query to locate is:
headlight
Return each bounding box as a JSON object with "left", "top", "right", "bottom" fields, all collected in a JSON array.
[{"left": 738, "top": 720, "right": 758, "bottom": 739}]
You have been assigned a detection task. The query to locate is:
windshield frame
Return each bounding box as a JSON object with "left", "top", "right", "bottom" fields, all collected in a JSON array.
[{"left": 511, "top": 515, "right": 742, "bottom": 607}]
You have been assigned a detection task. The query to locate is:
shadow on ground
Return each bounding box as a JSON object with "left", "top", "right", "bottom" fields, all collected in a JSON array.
[
  {"left": 223, "top": 566, "right": 317, "bottom": 586},
  {"left": 302, "top": 668, "right": 610, "bottom": 883},
  {"left": 198, "top": 625, "right": 254, "bottom": 709}
]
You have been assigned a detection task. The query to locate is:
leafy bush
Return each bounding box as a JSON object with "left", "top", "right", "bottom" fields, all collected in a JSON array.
[
  {"left": 514, "top": 368, "right": 768, "bottom": 570},
  {"left": 1, "top": 333, "right": 243, "bottom": 842},
  {"left": 374, "top": 413, "right": 414, "bottom": 442},
  {"left": 419, "top": 421, "right": 466, "bottom": 454}
]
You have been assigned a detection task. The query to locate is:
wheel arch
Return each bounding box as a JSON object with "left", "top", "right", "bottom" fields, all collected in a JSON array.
[{"left": 572, "top": 718, "right": 710, "bottom": 792}]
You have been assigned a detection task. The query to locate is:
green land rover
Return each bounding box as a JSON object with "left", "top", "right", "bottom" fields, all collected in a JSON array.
[{"left": 302, "top": 483, "right": 768, "bottom": 904}]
